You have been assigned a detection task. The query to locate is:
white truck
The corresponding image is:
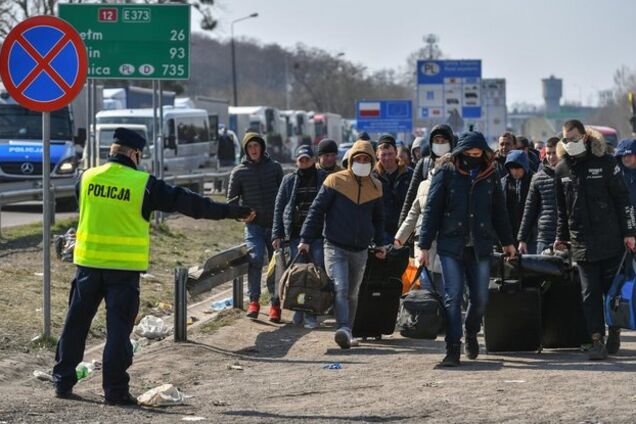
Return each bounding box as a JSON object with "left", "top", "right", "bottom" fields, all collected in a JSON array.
[
  {"left": 312, "top": 112, "right": 343, "bottom": 145},
  {"left": 281, "top": 110, "right": 314, "bottom": 160},
  {"left": 229, "top": 106, "right": 288, "bottom": 161}
]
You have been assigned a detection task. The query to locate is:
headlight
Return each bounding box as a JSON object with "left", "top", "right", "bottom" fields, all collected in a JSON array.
[{"left": 56, "top": 157, "right": 77, "bottom": 174}]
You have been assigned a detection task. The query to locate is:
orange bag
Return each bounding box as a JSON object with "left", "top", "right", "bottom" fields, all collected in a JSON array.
[{"left": 401, "top": 258, "right": 420, "bottom": 294}]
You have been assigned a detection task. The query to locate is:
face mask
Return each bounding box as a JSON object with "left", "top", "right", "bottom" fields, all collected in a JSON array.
[
  {"left": 461, "top": 155, "right": 482, "bottom": 170},
  {"left": 563, "top": 139, "right": 586, "bottom": 157},
  {"left": 351, "top": 162, "right": 372, "bottom": 177},
  {"left": 432, "top": 142, "right": 451, "bottom": 157}
]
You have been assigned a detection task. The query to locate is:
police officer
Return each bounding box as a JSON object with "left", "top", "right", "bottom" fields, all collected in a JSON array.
[{"left": 52, "top": 128, "right": 253, "bottom": 405}]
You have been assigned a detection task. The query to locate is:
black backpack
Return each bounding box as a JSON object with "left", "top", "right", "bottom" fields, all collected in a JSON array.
[{"left": 396, "top": 266, "right": 446, "bottom": 339}]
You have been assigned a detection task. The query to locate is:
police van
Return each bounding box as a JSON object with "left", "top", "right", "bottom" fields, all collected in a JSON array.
[
  {"left": 95, "top": 106, "right": 216, "bottom": 174},
  {"left": 0, "top": 83, "right": 85, "bottom": 185}
]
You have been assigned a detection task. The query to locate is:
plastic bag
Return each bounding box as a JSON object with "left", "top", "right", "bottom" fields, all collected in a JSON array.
[
  {"left": 133, "top": 315, "right": 172, "bottom": 339},
  {"left": 54, "top": 228, "right": 76, "bottom": 262},
  {"left": 137, "top": 384, "right": 186, "bottom": 407}
]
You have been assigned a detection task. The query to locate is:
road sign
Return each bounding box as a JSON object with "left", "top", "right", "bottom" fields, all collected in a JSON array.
[
  {"left": 0, "top": 15, "right": 88, "bottom": 112},
  {"left": 59, "top": 4, "right": 190, "bottom": 80},
  {"left": 416, "top": 60, "right": 482, "bottom": 121},
  {"left": 356, "top": 100, "right": 412, "bottom": 133}
]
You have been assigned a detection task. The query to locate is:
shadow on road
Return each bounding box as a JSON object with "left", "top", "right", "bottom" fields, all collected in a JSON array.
[{"left": 222, "top": 410, "right": 415, "bottom": 422}]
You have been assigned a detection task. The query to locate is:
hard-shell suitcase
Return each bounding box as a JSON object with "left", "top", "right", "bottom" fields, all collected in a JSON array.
[
  {"left": 541, "top": 270, "right": 590, "bottom": 348},
  {"left": 484, "top": 278, "right": 542, "bottom": 353},
  {"left": 352, "top": 246, "right": 409, "bottom": 340}
]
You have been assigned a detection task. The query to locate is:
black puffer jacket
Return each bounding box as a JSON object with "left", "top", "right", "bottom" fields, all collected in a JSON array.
[
  {"left": 555, "top": 134, "right": 636, "bottom": 262},
  {"left": 227, "top": 133, "right": 284, "bottom": 228},
  {"left": 518, "top": 162, "right": 557, "bottom": 245}
]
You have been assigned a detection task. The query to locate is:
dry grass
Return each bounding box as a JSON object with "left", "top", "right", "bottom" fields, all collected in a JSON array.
[{"left": 0, "top": 205, "right": 245, "bottom": 356}]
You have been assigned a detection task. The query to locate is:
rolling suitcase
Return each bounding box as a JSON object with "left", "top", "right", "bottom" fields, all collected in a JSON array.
[
  {"left": 484, "top": 278, "right": 542, "bottom": 353},
  {"left": 541, "top": 269, "right": 590, "bottom": 348},
  {"left": 352, "top": 246, "right": 409, "bottom": 340}
]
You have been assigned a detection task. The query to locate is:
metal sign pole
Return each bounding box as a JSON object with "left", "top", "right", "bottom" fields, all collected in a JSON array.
[
  {"left": 90, "top": 80, "right": 97, "bottom": 168},
  {"left": 86, "top": 80, "right": 93, "bottom": 168},
  {"left": 152, "top": 81, "right": 159, "bottom": 225},
  {"left": 42, "top": 111, "right": 51, "bottom": 338},
  {"left": 158, "top": 80, "right": 165, "bottom": 222}
]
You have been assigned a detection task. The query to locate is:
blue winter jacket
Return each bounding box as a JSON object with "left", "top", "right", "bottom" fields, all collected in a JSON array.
[
  {"left": 615, "top": 138, "right": 636, "bottom": 208},
  {"left": 272, "top": 167, "right": 327, "bottom": 241},
  {"left": 418, "top": 132, "right": 515, "bottom": 259}
]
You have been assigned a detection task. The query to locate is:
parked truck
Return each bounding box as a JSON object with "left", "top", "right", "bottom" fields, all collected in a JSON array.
[
  {"left": 229, "top": 106, "right": 288, "bottom": 161},
  {"left": 312, "top": 112, "right": 343, "bottom": 145},
  {"left": 102, "top": 86, "right": 175, "bottom": 110},
  {"left": 175, "top": 96, "right": 229, "bottom": 146}
]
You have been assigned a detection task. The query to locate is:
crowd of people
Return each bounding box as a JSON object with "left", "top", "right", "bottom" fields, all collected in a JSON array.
[{"left": 228, "top": 119, "right": 636, "bottom": 366}]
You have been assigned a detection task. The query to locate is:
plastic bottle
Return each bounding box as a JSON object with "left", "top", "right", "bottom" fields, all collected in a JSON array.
[{"left": 75, "top": 364, "right": 88, "bottom": 380}]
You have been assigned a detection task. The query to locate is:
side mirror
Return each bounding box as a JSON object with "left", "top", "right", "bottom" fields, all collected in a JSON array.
[
  {"left": 74, "top": 128, "right": 87, "bottom": 147},
  {"left": 167, "top": 135, "right": 177, "bottom": 150}
]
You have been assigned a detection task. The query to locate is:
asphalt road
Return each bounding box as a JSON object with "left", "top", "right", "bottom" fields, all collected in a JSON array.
[{"left": 0, "top": 202, "right": 77, "bottom": 229}]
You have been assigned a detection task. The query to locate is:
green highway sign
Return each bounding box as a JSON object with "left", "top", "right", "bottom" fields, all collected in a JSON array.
[{"left": 59, "top": 4, "right": 190, "bottom": 80}]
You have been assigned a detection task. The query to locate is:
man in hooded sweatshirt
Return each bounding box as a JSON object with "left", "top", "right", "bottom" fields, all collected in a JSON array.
[
  {"left": 299, "top": 140, "right": 386, "bottom": 349},
  {"left": 410, "top": 136, "right": 424, "bottom": 163},
  {"left": 501, "top": 150, "right": 535, "bottom": 251},
  {"left": 228, "top": 133, "right": 284, "bottom": 322},
  {"left": 554, "top": 120, "right": 636, "bottom": 360},
  {"left": 398, "top": 125, "right": 455, "bottom": 227},
  {"left": 614, "top": 138, "right": 636, "bottom": 209},
  {"left": 418, "top": 131, "right": 516, "bottom": 367}
]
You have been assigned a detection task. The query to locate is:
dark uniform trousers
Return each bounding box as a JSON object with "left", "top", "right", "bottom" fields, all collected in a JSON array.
[{"left": 53, "top": 266, "right": 140, "bottom": 398}]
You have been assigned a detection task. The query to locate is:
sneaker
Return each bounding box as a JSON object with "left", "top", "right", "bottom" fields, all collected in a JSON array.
[
  {"left": 606, "top": 327, "right": 621, "bottom": 355},
  {"left": 440, "top": 344, "right": 461, "bottom": 367},
  {"left": 335, "top": 328, "right": 351, "bottom": 349},
  {"left": 350, "top": 338, "right": 360, "bottom": 347},
  {"left": 104, "top": 392, "right": 138, "bottom": 406},
  {"left": 588, "top": 336, "right": 608, "bottom": 361},
  {"left": 246, "top": 301, "right": 260, "bottom": 319},
  {"left": 268, "top": 304, "right": 281, "bottom": 323},
  {"left": 465, "top": 336, "right": 479, "bottom": 360}
]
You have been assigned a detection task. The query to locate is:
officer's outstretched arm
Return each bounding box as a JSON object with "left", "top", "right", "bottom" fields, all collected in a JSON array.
[{"left": 142, "top": 177, "right": 251, "bottom": 221}]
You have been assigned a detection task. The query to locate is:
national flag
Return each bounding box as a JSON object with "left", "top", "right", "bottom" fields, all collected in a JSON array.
[{"left": 358, "top": 102, "right": 381, "bottom": 117}]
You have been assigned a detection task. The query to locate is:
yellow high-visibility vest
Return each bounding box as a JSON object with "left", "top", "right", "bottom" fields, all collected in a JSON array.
[{"left": 74, "top": 162, "right": 151, "bottom": 271}]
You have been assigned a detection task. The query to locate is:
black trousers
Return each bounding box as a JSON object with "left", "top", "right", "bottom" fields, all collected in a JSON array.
[
  {"left": 576, "top": 255, "right": 622, "bottom": 337},
  {"left": 53, "top": 266, "right": 140, "bottom": 398}
]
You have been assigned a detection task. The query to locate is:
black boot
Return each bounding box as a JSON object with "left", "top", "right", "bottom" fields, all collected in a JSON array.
[
  {"left": 440, "top": 343, "right": 461, "bottom": 367},
  {"left": 465, "top": 335, "right": 479, "bottom": 360},
  {"left": 606, "top": 327, "right": 621, "bottom": 355}
]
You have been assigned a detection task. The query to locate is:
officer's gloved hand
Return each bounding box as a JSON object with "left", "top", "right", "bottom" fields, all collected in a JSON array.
[{"left": 227, "top": 205, "right": 253, "bottom": 219}]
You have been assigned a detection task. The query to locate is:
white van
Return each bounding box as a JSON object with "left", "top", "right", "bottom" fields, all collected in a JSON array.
[
  {"left": 93, "top": 123, "right": 151, "bottom": 169},
  {"left": 95, "top": 106, "right": 215, "bottom": 174}
]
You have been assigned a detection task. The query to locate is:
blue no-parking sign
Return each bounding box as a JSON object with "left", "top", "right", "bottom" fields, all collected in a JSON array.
[{"left": 0, "top": 15, "right": 87, "bottom": 112}]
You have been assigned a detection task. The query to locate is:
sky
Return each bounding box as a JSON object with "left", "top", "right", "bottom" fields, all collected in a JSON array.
[{"left": 202, "top": 0, "right": 636, "bottom": 108}]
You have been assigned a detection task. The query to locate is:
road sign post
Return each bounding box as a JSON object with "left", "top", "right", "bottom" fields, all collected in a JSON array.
[
  {"left": 59, "top": 4, "right": 191, "bottom": 80},
  {"left": 0, "top": 15, "right": 88, "bottom": 339}
]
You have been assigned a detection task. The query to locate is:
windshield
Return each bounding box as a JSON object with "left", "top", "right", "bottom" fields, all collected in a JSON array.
[
  {"left": 99, "top": 128, "right": 146, "bottom": 146},
  {"left": 96, "top": 116, "right": 155, "bottom": 145},
  {"left": 0, "top": 105, "right": 73, "bottom": 140},
  {"left": 315, "top": 120, "right": 326, "bottom": 138}
]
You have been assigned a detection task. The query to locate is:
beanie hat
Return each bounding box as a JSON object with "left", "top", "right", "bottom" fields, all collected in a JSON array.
[
  {"left": 317, "top": 138, "right": 338, "bottom": 155},
  {"left": 377, "top": 134, "right": 396, "bottom": 149}
]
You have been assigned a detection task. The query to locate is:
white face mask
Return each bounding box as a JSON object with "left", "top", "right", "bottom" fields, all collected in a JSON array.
[
  {"left": 563, "top": 139, "right": 586, "bottom": 157},
  {"left": 432, "top": 142, "right": 451, "bottom": 157},
  {"left": 351, "top": 162, "right": 372, "bottom": 177}
]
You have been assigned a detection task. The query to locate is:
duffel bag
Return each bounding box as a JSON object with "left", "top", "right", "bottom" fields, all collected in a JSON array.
[
  {"left": 396, "top": 265, "right": 445, "bottom": 339},
  {"left": 605, "top": 251, "right": 636, "bottom": 330},
  {"left": 279, "top": 251, "right": 334, "bottom": 315}
]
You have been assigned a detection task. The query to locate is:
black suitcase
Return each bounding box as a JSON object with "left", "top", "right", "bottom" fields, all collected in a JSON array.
[
  {"left": 484, "top": 278, "right": 542, "bottom": 353},
  {"left": 352, "top": 247, "right": 409, "bottom": 340},
  {"left": 541, "top": 269, "right": 590, "bottom": 348}
]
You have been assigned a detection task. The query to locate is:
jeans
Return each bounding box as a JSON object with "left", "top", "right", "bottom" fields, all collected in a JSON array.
[
  {"left": 439, "top": 248, "right": 491, "bottom": 345},
  {"left": 290, "top": 238, "right": 324, "bottom": 324},
  {"left": 53, "top": 267, "right": 139, "bottom": 398},
  {"left": 324, "top": 241, "right": 367, "bottom": 330},
  {"left": 245, "top": 224, "right": 275, "bottom": 303},
  {"left": 577, "top": 255, "right": 623, "bottom": 337}
]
